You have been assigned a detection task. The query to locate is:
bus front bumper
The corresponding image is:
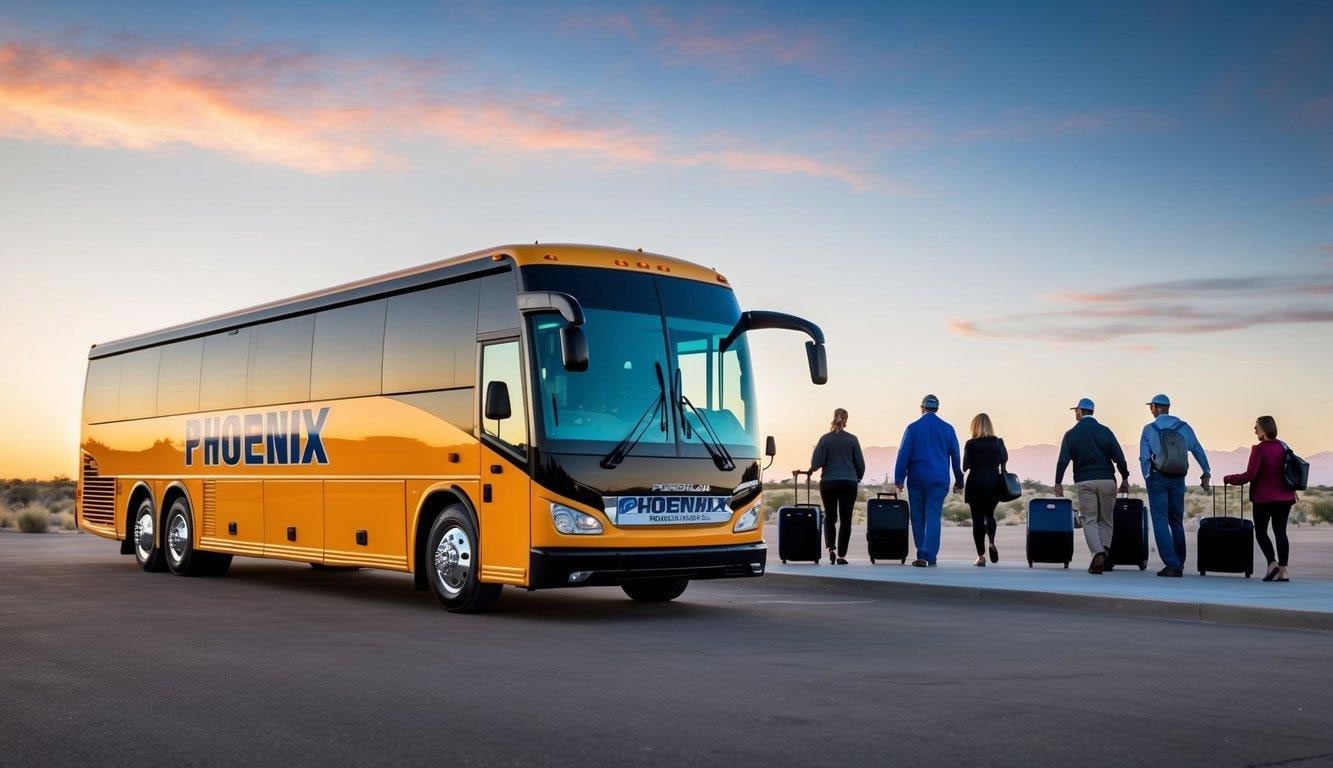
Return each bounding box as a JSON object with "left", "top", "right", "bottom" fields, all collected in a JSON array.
[{"left": 528, "top": 542, "right": 766, "bottom": 589}]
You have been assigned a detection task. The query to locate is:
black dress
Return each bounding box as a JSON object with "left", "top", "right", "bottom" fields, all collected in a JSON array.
[{"left": 963, "top": 436, "right": 1008, "bottom": 505}]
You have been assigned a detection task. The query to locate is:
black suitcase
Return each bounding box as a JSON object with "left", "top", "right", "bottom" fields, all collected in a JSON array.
[
  {"left": 866, "top": 492, "right": 909, "bottom": 564},
  {"left": 1027, "top": 498, "right": 1074, "bottom": 568},
  {"left": 1108, "top": 493, "right": 1149, "bottom": 570},
  {"left": 1198, "top": 484, "right": 1254, "bottom": 577},
  {"left": 778, "top": 470, "right": 822, "bottom": 564}
]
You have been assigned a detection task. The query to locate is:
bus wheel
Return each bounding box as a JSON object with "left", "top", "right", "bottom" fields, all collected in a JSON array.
[
  {"left": 621, "top": 578, "right": 689, "bottom": 603},
  {"left": 426, "top": 506, "right": 501, "bottom": 613},
  {"left": 132, "top": 498, "right": 165, "bottom": 572},
  {"left": 164, "top": 498, "right": 207, "bottom": 577}
]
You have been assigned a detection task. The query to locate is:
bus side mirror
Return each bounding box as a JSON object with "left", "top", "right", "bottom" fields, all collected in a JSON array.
[
  {"left": 765, "top": 436, "right": 777, "bottom": 457},
  {"left": 560, "top": 325, "right": 589, "bottom": 372},
  {"left": 806, "top": 342, "right": 828, "bottom": 385},
  {"left": 484, "top": 381, "right": 512, "bottom": 421}
]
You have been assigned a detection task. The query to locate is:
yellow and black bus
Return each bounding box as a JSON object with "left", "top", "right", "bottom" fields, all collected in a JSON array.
[{"left": 77, "top": 244, "right": 826, "bottom": 611}]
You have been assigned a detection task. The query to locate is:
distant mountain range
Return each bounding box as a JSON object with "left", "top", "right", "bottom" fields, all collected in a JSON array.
[{"left": 855, "top": 444, "right": 1333, "bottom": 486}]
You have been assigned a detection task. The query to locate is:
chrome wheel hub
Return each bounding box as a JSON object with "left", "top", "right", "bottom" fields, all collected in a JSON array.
[
  {"left": 433, "top": 526, "right": 472, "bottom": 597},
  {"left": 167, "top": 514, "right": 188, "bottom": 563},
  {"left": 134, "top": 511, "right": 154, "bottom": 559}
]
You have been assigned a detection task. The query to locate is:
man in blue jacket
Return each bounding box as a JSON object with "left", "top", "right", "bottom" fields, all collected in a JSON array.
[
  {"left": 894, "top": 394, "right": 964, "bottom": 567},
  {"left": 1139, "top": 394, "right": 1211, "bottom": 577}
]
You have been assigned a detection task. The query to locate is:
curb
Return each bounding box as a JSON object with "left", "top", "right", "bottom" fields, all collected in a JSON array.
[{"left": 758, "top": 572, "right": 1333, "bottom": 632}]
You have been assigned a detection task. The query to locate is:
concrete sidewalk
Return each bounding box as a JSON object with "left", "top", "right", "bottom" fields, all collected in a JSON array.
[{"left": 764, "top": 558, "right": 1333, "bottom": 631}]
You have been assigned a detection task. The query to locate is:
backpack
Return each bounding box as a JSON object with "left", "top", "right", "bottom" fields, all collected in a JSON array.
[
  {"left": 1151, "top": 424, "right": 1190, "bottom": 477},
  {"left": 1280, "top": 442, "right": 1310, "bottom": 491}
]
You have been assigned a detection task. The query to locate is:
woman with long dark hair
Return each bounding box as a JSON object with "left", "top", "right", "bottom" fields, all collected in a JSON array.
[
  {"left": 809, "top": 408, "right": 866, "bottom": 564},
  {"left": 1224, "top": 415, "right": 1297, "bottom": 582},
  {"left": 962, "top": 413, "right": 1008, "bottom": 566}
]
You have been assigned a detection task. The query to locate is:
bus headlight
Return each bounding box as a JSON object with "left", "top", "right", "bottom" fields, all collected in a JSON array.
[
  {"left": 733, "top": 505, "right": 759, "bottom": 533},
  {"left": 550, "top": 503, "right": 603, "bottom": 535}
]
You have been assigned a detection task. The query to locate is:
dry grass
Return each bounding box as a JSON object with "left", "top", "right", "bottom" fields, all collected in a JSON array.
[{"left": 17, "top": 505, "right": 49, "bottom": 533}]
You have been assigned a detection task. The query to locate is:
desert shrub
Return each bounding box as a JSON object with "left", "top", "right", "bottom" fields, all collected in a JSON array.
[
  {"left": 6, "top": 484, "right": 38, "bottom": 507},
  {"left": 17, "top": 505, "right": 49, "bottom": 533},
  {"left": 943, "top": 499, "right": 970, "bottom": 524},
  {"left": 1309, "top": 499, "right": 1333, "bottom": 525},
  {"left": 50, "top": 510, "right": 77, "bottom": 530},
  {"left": 0, "top": 504, "right": 15, "bottom": 529}
]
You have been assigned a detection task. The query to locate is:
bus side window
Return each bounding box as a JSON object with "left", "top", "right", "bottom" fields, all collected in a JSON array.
[
  {"left": 84, "top": 356, "right": 123, "bottom": 424},
  {"left": 480, "top": 341, "right": 527, "bottom": 456}
]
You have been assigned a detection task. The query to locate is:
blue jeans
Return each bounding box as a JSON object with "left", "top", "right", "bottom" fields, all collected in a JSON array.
[
  {"left": 908, "top": 483, "right": 948, "bottom": 564},
  {"left": 1146, "top": 473, "right": 1187, "bottom": 569}
]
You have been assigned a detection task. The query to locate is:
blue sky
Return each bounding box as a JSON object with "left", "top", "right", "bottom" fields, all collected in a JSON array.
[{"left": 1, "top": 0, "right": 1330, "bottom": 476}]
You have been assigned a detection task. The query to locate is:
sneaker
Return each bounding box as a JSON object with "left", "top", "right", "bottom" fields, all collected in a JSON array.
[
  {"left": 911, "top": 559, "right": 928, "bottom": 567},
  {"left": 1156, "top": 566, "right": 1183, "bottom": 577},
  {"left": 989, "top": 543, "right": 999, "bottom": 564},
  {"left": 1088, "top": 553, "right": 1105, "bottom": 574}
]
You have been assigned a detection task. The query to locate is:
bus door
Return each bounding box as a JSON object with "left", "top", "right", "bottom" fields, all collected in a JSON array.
[{"left": 477, "top": 339, "right": 532, "bottom": 585}]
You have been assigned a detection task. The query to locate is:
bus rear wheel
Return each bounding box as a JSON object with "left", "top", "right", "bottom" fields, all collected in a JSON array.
[
  {"left": 426, "top": 506, "right": 501, "bottom": 613},
  {"left": 622, "top": 577, "right": 689, "bottom": 603},
  {"left": 132, "top": 498, "right": 166, "bottom": 572},
  {"left": 164, "top": 498, "right": 208, "bottom": 577}
]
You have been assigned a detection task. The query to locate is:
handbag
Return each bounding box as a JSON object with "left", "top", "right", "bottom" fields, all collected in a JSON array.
[{"left": 997, "top": 439, "right": 1022, "bottom": 502}]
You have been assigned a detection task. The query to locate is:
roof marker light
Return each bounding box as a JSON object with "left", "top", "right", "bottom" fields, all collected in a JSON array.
[
  {"left": 656, "top": 265, "right": 670, "bottom": 272},
  {"left": 614, "top": 259, "right": 629, "bottom": 267},
  {"left": 543, "top": 254, "right": 558, "bottom": 261},
  {"left": 636, "top": 261, "right": 650, "bottom": 269}
]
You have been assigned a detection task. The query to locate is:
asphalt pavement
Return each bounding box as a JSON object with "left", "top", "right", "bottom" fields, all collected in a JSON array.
[{"left": 3, "top": 532, "right": 1333, "bottom": 768}]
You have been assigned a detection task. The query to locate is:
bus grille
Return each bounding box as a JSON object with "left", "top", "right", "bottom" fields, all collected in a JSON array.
[
  {"left": 202, "top": 481, "right": 216, "bottom": 536},
  {"left": 80, "top": 455, "right": 116, "bottom": 527}
]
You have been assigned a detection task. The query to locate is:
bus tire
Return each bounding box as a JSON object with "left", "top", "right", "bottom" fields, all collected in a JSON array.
[
  {"left": 426, "top": 505, "right": 500, "bottom": 613},
  {"left": 164, "top": 498, "right": 207, "bottom": 577},
  {"left": 131, "top": 497, "right": 166, "bottom": 572},
  {"left": 621, "top": 577, "right": 689, "bottom": 603}
]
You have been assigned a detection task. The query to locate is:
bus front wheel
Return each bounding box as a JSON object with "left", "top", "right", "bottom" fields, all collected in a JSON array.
[
  {"left": 426, "top": 506, "right": 501, "bottom": 613},
  {"left": 622, "top": 578, "right": 689, "bottom": 603},
  {"left": 132, "top": 498, "right": 166, "bottom": 572}
]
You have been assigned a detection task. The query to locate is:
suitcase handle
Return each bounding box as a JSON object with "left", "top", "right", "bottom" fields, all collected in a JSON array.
[
  {"left": 875, "top": 491, "right": 898, "bottom": 499},
  {"left": 1213, "top": 483, "right": 1247, "bottom": 520},
  {"left": 791, "top": 470, "right": 814, "bottom": 506}
]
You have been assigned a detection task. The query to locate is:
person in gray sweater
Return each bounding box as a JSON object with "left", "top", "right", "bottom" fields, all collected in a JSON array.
[
  {"left": 1055, "top": 397, "right": 1131, "bottom": 573},
  {"left": 809, "top": 408, "right": 866, "bottom": 564}
]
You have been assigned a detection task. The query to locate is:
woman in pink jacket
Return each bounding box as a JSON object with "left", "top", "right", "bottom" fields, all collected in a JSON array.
[{"left": 1223, "top": 415, "right": 1297, "bottom": 582}]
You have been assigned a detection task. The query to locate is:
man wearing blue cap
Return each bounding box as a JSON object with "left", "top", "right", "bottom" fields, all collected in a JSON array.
[
  {"left": 1055, "top": 398, "right": 1130, "bottom": 574},
  {"left": 1140, "top": 394, "right": 1211, "bottom": 577},
  {"left": 894, "top": 394, "right": 963, "bottom": 567}
]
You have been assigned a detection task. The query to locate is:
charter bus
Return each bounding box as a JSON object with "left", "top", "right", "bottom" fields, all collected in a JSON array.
[{"left": 76, "top": 244, "right": 826, "bottom": 612}]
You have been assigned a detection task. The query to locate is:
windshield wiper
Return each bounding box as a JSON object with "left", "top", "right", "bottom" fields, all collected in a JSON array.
[
  {"left": 673, "top": 367, "right": 736, "bottom": 472},
  {"left": 600, "top": 362, "right": 668, "bottom": 470}
]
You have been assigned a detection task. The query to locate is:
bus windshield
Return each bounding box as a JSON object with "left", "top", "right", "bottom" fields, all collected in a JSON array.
[{"left": 523, "top": 266, "right": 759, "bottom": 458}]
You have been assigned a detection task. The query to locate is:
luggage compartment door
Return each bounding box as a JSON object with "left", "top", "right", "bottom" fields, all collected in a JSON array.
[{"left": 263, "top": 480, "right": 324, "bottom": 563}]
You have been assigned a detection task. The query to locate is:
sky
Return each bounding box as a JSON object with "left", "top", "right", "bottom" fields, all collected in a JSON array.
[{"left": 0, "top": 0, "right": 1330, "bottom": 479}]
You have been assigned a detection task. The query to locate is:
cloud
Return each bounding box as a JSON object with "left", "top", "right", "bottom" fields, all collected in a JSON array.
[
  {"left": 0, "top": 41, "right": 391, "bottom": 172},
  {"left": 949, "top": 275, "right": 1333, "bottom": 342},
  {"left": 0, "top": 38, "right": 883, "bottom": 189}
]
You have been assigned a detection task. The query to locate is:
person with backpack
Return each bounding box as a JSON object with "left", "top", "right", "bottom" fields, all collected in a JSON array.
[
  {"left": 1223, "top": 416, "right": 1297, "bottom": 582},
  {"left": 894, "top": 394, "right": 964, "bottom": 567},
  {"left": 1054, "top": 398, "right": 1131, "bottom": 574},
  {"left": 1138, "top": 394, "right": 1211, "bottom": 577},
  {"left": 809, "top": 408, "right": 866, "bottom": 565}
]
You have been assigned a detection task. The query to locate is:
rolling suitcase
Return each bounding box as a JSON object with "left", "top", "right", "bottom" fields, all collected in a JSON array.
[
  {"left": 1108, "top": 493, "right": 1149, "bottom": 570},
  {"left": 866, "top": 491, "right": 909, "bottom": 564},
  {"left": 1197, "top": 484, "right": 1254, "bottom": 578},
  {"left": 778, "top": 470, "right": 822, "bottom": 564},
  {"left": 1027, "top": 498, "right": 1074, "bottom": 568}
]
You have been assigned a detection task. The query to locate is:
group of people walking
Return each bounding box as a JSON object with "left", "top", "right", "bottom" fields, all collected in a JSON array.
[{"left": 807, "top": 393, "right": 1298, "bottom": 581}]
